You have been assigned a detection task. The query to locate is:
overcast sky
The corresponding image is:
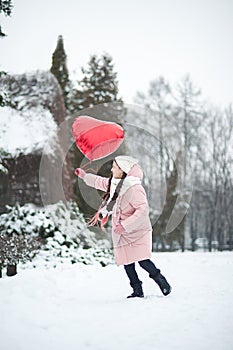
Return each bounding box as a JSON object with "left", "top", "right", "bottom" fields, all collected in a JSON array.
[{"left": 1, "top": 0, "right": 233, "bottom": 107}]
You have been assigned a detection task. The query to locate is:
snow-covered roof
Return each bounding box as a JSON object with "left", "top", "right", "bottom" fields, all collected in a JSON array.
[{"left": 0, "top": 105, "right": 57, "bottom": 158}]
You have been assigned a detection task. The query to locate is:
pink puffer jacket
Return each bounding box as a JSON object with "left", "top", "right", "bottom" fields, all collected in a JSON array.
[{"left": 83, "top": 164, "right": 152, "bottom": 265}]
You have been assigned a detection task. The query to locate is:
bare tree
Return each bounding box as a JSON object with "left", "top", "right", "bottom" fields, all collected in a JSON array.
[
  {"left": 135, "top": 76, "right": 172, "bottom": 207},
  {"left": 192, "top": 105, "right": 233, "bottom": 251},
  {"left": 173, "top": 74, "right": 204, "bottom": 179}
]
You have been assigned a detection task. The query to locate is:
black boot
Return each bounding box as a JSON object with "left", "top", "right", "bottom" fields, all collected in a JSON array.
[
  {"left": 150, "top": 273, "right": 171, "bottom": 296},
  {"left": 127, "top": 281, "right": 144, "bottom": 298}
]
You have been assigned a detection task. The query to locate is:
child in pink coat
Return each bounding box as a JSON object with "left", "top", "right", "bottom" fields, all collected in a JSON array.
[{"left": 75, "top": 155, "right": 171, "bottom": 298}]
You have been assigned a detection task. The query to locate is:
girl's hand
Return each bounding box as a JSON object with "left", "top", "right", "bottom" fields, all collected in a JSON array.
[
  {"left": 114, "top": 223, "right": 125, "bottom": 235},
  {"left": 75, "top": 168, "right": 86, "bottom": 179}
]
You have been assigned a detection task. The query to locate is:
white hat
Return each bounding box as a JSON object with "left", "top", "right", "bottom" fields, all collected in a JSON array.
[{"left": 115, "top": 155, "right": 139, "bottom": 174}]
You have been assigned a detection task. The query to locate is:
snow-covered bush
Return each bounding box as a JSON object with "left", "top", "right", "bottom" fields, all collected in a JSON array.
[
  {"left": 0, "top": 201, "right": 113, "bottom": 270},
  {"left": 0, "top": 203, "right": 43, "bottom": 267},
  {"left": 34, "top": 201, "right": 114, "bottom": 267},
  {"left": 0, "top": 231, "right": 39, "bottom": 267}
]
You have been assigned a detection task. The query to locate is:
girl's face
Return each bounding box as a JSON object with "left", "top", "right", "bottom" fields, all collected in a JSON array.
[{"left": 111, "top": 161, "right": 124, "bottom": 179}]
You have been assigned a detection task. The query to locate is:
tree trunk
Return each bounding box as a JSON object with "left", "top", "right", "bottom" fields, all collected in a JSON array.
[
  {"left": 0, "top": 265, "right": 2, "bottom": 278},
  {"left": 6, "top": 264, "right": 17, "bottom": 277}
]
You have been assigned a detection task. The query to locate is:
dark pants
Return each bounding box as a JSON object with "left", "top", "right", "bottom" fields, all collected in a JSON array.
[{"left": 124, "top": 259, "right": 161, "bottom": 286}]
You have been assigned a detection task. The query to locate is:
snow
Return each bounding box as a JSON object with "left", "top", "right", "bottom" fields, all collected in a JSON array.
[
  {"left": 0, "top": 252, "right": 233, "bottom": 350},
  {"left": 0, "top": 106, "right": 57, "bottom": 157},
  {"left": 0, "top": 202, "right": 112, "bottom": 267},
  {"left": 0, "top": 163, "right": 8, "bottom": 174}
]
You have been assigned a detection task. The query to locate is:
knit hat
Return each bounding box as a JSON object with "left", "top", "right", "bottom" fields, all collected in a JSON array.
[{"left": 114, "top": 155, "right": 139, "bottom": 174}]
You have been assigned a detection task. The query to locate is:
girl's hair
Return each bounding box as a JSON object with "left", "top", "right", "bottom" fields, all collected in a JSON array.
[
  {"left": 105, "top": 172, "right": 127, "bottom": 211},
  {"left": 88, "top": 169, "right": 127, "bottom": 228}
]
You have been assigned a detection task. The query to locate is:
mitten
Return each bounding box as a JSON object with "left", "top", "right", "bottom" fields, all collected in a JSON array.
[
  {"left": 75, "top": 168, "right": 86, "bottom": 179},
  {"left": 114, "top": 223, "right": 125, "bottom": 235}
]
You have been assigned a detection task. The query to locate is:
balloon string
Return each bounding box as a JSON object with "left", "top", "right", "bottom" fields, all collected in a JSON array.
[
  {"left": 85, "top": 166, "right": 98, "bottom": 172},
  {"left": 81, "top": 159, "right": 91, "bottom": 170},
  {"left": 81, "top": 159, "right": 98, "bottom": 173}
]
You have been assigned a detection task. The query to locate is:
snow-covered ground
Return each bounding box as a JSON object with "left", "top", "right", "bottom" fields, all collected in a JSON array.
[{"left": 0, "top": 252, "right": 233, "bottom": 350}]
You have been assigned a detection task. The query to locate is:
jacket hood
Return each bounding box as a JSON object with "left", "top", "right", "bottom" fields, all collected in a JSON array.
[{"left": 127, "top": 164, "right": 143, "bottom": 180}]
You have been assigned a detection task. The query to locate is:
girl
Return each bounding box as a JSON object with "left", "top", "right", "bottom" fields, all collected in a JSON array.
[{"left": 75, "top": 155, "right": 171, "bottom": 298}]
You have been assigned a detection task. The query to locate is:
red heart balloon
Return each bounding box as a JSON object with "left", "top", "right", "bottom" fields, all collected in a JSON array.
[{"left": 72, "top": 116, "right": 124, "bottom": 160}]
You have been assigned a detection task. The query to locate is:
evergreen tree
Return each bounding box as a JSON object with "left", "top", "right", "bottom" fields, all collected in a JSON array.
[
  {"left": 0, "top": 0, "right": 13, "bottom": 106},
  {"left": 50, "top": 35, "right": 70, "bottom": 111},
  {"left": 70, "top": 53, "right": 123, "bottom": 113},
  {"left": 0, "top": 0, "right": 13, "bottom": 37},
  {"left": 0, "top": 71, "right": 9, "bottom": 107},
  {"left": 70, "top": 53, "right": 125, "bottom": 219}
]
